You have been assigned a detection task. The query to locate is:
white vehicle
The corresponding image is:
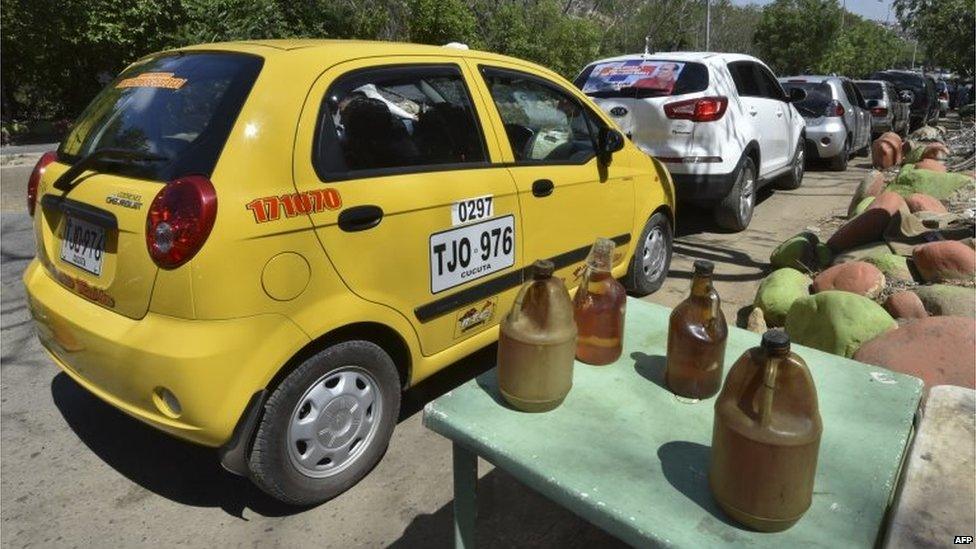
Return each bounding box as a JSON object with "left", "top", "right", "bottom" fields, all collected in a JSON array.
[{"left": 575, "top": 52, "right": 806, "bottom": 230}]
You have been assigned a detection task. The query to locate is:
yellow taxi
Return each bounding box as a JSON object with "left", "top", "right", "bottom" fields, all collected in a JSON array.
[{"left": 23, "top": 40, "right": 675, "bottom": 504}]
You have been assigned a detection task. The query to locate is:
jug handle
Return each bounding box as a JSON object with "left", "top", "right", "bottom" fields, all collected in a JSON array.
[
  {"left": 759, "top": 357, "right": 781, "bottom": 428},
  {"left": 704, "top": 289, "right": 721, "bottom": 328}
]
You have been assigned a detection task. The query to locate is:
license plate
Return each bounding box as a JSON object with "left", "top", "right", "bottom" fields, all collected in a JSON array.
[
  {"left": 429, "top": 215, "right": 515, "bottom": 293},
  {"left": 60, "top": 216, "right": 106, "bottom": 276}
]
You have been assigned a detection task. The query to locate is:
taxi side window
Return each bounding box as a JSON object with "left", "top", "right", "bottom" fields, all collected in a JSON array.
[
  {"left": 315, "top": 65, "right": 488, "bottom": 180},
  {"left": 480, "top": 67, "right": 598, "bottom": 164}
]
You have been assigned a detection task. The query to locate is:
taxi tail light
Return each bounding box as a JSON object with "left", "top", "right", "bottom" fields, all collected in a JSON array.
[
  {"left": 27, "top": 151, "right": 58, "bottom": 216},
  {"left": 664, "top": 96, "right": 728, "bottom": 122},
  {"left": 825, "top": 100, "right": 845, "bottom": 118},
  {"left": 146, "top": 175, "right": 217, "bottom": 269}
]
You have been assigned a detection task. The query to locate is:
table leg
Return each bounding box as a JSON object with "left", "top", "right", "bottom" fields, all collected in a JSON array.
[{"left": 453, "top": 442, "right": 477, "bottom": 548}]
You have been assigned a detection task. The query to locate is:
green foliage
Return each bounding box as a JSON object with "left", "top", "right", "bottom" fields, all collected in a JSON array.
[
  {"left": 814, "top": 16, "right": 913, "bottom": 77},
  {"left": 894, "top": 0, "right": 975, "bottom": 76},
  {"left": 754, "top": 0, "right": 843, "bottom": 74},
  {"left": 407, "top": 0, "right": 476, "bottom": 46}
]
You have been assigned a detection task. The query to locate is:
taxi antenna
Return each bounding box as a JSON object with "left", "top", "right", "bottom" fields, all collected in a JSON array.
[{"left": 643, "top": 35, "right": 651, "bottom": 58}]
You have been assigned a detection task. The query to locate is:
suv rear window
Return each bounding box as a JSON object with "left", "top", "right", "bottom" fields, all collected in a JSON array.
[
  {"left": 574, "top": 60, "right": 708, "bottom": 98},
  {"left": 59, "top": 52, "right": 263, "bottom": 181},
  {"left": 856, "top": 82, "right": 883, "bottom": 100},
  {"left": 780, "top": 82, "right": 833, "bottom": 117}
]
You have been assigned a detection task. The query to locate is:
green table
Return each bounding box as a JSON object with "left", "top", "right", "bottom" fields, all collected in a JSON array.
[{"left": 423, "top": 298, "right": 923, "bottom": 548}]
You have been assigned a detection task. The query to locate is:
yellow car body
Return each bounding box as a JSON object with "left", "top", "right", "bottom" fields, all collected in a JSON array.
[{"left": 24, "top": 40, "right": 674, "bottom": 495}]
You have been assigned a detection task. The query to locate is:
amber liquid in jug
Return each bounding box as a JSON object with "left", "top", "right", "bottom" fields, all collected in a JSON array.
[
  {"left": 710, "top": 331, "right": 822, "bottom": 532},
  {"left": 665, "top": 260, "right": 728, "bottom": 399},
  {"left": 573, "top": 238, "right": 627, "bottom": 365},
  {"left": 497, "top": 260, "right": 578, "bottom": 412}
]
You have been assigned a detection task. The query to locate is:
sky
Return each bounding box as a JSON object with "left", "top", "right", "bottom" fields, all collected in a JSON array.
[{"left": 731, "top": 0, "right": 896, "bottom": 22}]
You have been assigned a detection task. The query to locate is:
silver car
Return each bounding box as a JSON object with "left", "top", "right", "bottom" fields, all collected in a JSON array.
[
  {"left": 779, "top": 76, "right": 872, "bottom": 171},
  {"left": 855, "top": 79, "right": 911, "bottom": 137}
]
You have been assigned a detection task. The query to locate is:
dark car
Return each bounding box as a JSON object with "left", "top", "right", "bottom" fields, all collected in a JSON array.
[{"left": 869, "top": 70, "right": 937, "bottom": 130}]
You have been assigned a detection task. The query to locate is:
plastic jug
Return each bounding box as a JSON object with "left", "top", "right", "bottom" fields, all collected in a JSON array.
[
  {"left": 710, "top": 330, "right": 823, "bottom": 532},
  {"left": 665, "top": 259, "right": 728, "bottom": 399},
  {"left": 497, "top": 260, "right": 577, "bottom": 412},
  {"left": 573, "top": 238, "right": 627, "bottom": 365}
]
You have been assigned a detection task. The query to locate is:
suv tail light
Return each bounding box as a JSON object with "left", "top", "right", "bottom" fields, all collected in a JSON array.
[
  {"left": 146, "top": 175, "right": 217, "bottom": 269},
  {"left": 664, "top": 96, "right": 728, "bottom": 122},
  {"left": 824, "top": 100, "right": 845, "bottom": 118},
  {"left": 871, "top": 107, "right": 888, "bottom": 117},
  {"left": 939, "top": 92, "right": 949, "bottom": 101},
  {"left": 27, "top": 151, "right": 58, "bottom": 216}
]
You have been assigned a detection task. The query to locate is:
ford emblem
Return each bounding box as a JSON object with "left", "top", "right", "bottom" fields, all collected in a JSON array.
[{"left": 609, "top": 106, "right": 628, "bottom": 117}]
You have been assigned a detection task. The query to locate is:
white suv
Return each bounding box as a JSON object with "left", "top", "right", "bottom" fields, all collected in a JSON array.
[{"left": 575, "top": 52, "right": 806, "bottom": 230}]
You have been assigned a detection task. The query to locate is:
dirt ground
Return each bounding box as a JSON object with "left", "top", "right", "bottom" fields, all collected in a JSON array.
[{"left": 0, "top": 155, "right": 874, "bottom": 547}]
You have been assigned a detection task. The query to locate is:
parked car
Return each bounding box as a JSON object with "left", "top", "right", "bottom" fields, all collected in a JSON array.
[
  {"left": 23, "top": 40, "right": 676, "bottom": 505},
  {"left": 779, "top": 76, "right": 872, "bottom": 171},
  {"left": 575, "top": 52, "right": 805, "bottom": 231},
  {"left": 936, "top": 80, "right": 950, "bottom": 117},
  {"left": 870, "top": 70, "right": 938, "bottom": 130},
  {"left": 854, "top": 79, "right": 911, "bottom": 137}
]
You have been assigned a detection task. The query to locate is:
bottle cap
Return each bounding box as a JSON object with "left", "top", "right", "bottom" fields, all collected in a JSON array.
[
  {"left": 761, "top": 330, "right": 790, "bottom": 352},
  {"left": 693, "top": 259, "right": 714, "bottom": 275},
  {"left": 532, "top": 259, "right": 554, "bottom": 279},
  {"left": 585, "top": 238, "right": 615, "bottom": 271}
]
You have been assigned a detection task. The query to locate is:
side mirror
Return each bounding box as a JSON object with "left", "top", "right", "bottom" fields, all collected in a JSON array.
[
  {"left": 598, "top": 127, "right": 625, "bottom": 163},
  {"left": 787, "top": 87, "right": 807, "bottom": 103},
  {"left": 866, "top": 99, "right": 880, "bottom": 109}
]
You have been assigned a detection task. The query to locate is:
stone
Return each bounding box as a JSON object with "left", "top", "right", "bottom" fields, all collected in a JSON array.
[
  {"left": 914, "top": 285, "right": 976, "bottom": 317},
  {"left": 769, "top": 232, "right": 831, "bottom": 271},
  {"left": 905, "top": 193, "right": 948, "bottom": 214},
  {"left": 847, "top": 170, "right": 886, "bottom": 219},
  {"left": 888, "top": 164, "right": 973, "bottom": 199},
  {"left": 754, "top": 268, "right": 812, "bottom": 327},
  {"left": 812, "top": 261, "right": 886, "bottom": 298},
  {"left": 909, "top": 125, "right": 943, "bottom": 142},
  {"left": 884, "top": 385, "right": 976, "bottom": 549},
  {"left": 920, "top": 142, "right": 950, "bottom": 161},
  {"left": 832, "top": 241, "right": 892, "bottom": 264},
  {"left": 865, "top": 253, "right": 914, "bottom": 282},
  {"left": 884, "top": 291, "right": 928, "bottom": 320},
  {"left": 785, "top": 291, "right": 897, "bottom": 358},
  {"left": 854, "top": 316, "right": 976, "bottom": 389},
  {"left": 915, "top": 158, "right": 947, "bottom": 173},
  {"left": 850, "top": 196, "right": 875, "bottom": 218},
  {"left": 827, "top": 192, "right": 906, "bottom": 252},
  {"left": 913, "top": 240, "right": 976, "bottom": 282},
  {"left": 872, "top": 133, "right": 902, "bottom": 169},
  {"left": 746, "top": 307, "right": 767, "bottom": 334}
]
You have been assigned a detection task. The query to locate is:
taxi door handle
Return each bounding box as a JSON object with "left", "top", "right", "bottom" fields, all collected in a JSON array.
[
  {"left": 532, "top": 179, "right": 554, "bottom": 197},
  {"left": 338, "top": 205, "right": 383, "bottom": 232}
]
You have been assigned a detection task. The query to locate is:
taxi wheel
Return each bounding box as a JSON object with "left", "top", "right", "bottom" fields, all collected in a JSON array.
[
  {"left": 624, "top": 212, "right": 672, "bottom": 296},
  {"left": 249, "top": 341, "right": 400, "bottom": 506}
]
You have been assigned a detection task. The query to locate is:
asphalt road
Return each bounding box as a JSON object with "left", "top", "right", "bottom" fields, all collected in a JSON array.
[{"left": 0, "top": 156, "right": 874, "bottom": 547}]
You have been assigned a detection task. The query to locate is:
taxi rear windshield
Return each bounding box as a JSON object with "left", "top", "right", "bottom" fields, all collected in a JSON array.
[
  {"left": 574, "top": 60, "right": 708, "bottom": 98},
  {"left": 58, "top": 52, "right": 263, "bottom": 181}
]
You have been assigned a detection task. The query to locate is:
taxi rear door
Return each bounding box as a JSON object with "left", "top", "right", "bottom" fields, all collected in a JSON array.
[{"left": 291, "top": 56, "right": 523, "bottom": 356}]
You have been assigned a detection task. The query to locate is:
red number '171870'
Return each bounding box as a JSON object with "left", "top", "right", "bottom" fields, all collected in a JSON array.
[{"left": 246, "top": 189, "right": 342, "bottom": 223}]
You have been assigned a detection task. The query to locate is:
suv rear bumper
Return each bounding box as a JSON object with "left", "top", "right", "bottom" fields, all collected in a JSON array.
[
  {"left": 23, "top": 259, "right": 309, "bottom": 447},
  {"left": 671, "top": 171, "right": 736, "bottom": 204}
]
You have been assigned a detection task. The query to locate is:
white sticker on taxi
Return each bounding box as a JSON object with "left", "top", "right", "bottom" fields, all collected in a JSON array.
[
  {"left": 451, "top": 195, "right": 493, "bottom": 226},
  {"left": 430, "top": 215, "right": 514, "bottom": 294}
]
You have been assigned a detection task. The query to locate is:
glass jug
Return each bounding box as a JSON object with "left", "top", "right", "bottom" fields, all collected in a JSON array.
[{"left": 573, "top": 238, "right": 627, "bottom": 365}]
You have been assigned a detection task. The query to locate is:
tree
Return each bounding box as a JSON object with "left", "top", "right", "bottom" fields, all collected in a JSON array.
[
  {"left": 894, "top": 0, "right": 975, "bottom": 76},
  {"left": 407, "top": 0, "right": 476, "bottom": 46},
  {"left": 754, "top": 0, "right": 843, "bottom": 75},
  {"left": 815, "top": 16, "right": 913, "bottom": 77}
]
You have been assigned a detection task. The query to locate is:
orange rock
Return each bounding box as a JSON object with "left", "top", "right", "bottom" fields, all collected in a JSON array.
[
  {"left": 884, "top": 291, "right": 928, "bottom": 319},
  {"left": 827, "top": 192, "right": 907, "bottom": 252},
  {"left": 916, "top": 158, "right": 947, "bottom": 173},
  {"left": 913, "top": 241, "right": 976, "bottom": 282},
  {"left": 812, "top": 261, "right": 886, "bottom": 298},
  {"left": 920, "top": 142, "right": 950, "bottom": 161},
  {"left": 906, "top": 193, "right": 948, "bottom": 214},
  {"left": 872, "top": 133, "right": 903, "bottom": 169}
]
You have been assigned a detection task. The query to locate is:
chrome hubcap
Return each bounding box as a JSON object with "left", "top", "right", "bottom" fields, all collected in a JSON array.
[
  {"left": 642, "top": 226, "right": 667, "bottom": 281},
  {"left": 287, "top": 367, "right": 381, "bottom": 478},
  {"left": 739, "top": 169, "right": 755, "bottom": 221}
]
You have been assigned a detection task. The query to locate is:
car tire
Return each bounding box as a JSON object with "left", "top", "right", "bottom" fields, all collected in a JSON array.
[
  {"left": 624, "top": 212, "right": 673, "bottom": 296},
  {"left": 714, "top": 156, "right": 756, "bottom": 231},
  {"left": 775, "top": 139, "right": 805, "bottom": 190},
  {"left": 829, "top": 138, "right": 849, "bottom": 171},
  {"left": 249, "top": 341, "right": 401, "bottom": 506}
]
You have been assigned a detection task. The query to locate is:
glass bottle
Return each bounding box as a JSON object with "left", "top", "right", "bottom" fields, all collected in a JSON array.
[
  {"left": 710, "top": 330, "right": 823, "bottom": 532},
  {"left": 665, "top": 259, "right": 727, "bottom": 399},
  {"left": 573, "top": 238, "right": 627, "bottom": 365},
  {"left": 497, "top": 260, "right": 577, "bottom": 412}
]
